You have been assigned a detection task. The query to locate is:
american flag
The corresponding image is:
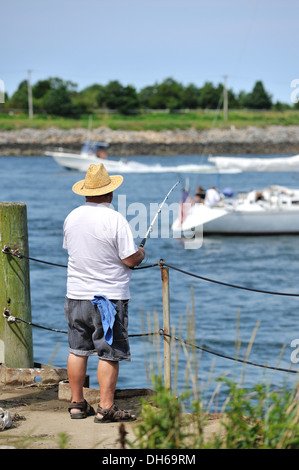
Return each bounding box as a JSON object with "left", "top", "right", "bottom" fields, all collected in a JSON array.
[{"left": 179, "top": 188, "right": 194, "bottom": 223}]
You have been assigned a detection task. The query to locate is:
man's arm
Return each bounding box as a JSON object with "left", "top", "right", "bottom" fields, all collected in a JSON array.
[{"left": 122, "top": 247, "right": 145, "bottom": 268}]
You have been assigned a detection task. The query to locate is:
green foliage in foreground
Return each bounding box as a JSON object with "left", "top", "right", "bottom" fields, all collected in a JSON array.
[
  {"left": 129, "top": 377, "right": 192, "bottom": 449},
  {"left": 214, "top": 378, "right": 299, "bottom": 449},
  {"left": 129, "top": 375, "right": 299, "bottom": 449}
]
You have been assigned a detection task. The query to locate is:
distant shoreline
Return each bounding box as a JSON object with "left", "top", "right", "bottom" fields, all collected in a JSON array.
[{"left": 1, "top": 125, "right": 299, "bottom": 156}]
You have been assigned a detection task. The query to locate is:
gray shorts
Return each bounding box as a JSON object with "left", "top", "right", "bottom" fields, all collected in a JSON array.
[{"left": 64, "top": 297, "right": 131, "bottom": 361}]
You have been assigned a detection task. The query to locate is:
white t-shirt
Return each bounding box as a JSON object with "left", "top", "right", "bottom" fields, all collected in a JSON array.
[
  {"left": 204, "top": 188, "right": 220, "bottom": 207},
  {"left": 63, "top": 202, "right": 138, "bottom": 300}
]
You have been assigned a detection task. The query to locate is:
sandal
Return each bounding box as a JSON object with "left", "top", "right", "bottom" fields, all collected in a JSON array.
[
  {"left": 68, "top": 400, "right": 95, "bottom": 419},
  {"left": 94, "top": 403, "right": 136, "bottom": 423}
]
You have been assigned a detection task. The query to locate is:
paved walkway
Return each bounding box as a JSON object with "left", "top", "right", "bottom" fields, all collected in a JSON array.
[
  {"left": 0, "top": 384, "right": 147, "bottom": 449},
  {"left": 0, "top": 383, "right": 222, "bottom": 450}
]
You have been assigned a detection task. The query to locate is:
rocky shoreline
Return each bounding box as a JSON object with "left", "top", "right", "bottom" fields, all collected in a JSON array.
[{"left": 1, "top": 125, "right": 299, "bottom": 156}]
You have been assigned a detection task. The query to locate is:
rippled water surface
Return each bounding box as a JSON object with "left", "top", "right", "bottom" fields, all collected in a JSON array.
[{"left": 2, "top": 154, "right": 299, "bottom": 409}]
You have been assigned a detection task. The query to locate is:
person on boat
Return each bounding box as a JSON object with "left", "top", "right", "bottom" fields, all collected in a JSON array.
[
  {"left": 204, "top": 186, "right": 221, "bottom": 207},
  {"left": 96, "top": 150, "right": 107, "bottom": 159},
  {"left": 63, "top": 163, "right": 145, "bottom": 422},
  {"left": 255, "top": 191, "right": 265, "bottom": 201},
  {"left": 194, "top": 185, "right": 206, "bottom": 203}
]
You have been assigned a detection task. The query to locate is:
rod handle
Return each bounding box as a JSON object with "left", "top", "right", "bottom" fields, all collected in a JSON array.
[{"left": 139, "top": 238, "right": 146, "bottom": 248}]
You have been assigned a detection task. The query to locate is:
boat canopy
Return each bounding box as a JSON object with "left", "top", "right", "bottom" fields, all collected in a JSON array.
[{"left": 81, "top": 141, "right": 109, "bottom": 154}]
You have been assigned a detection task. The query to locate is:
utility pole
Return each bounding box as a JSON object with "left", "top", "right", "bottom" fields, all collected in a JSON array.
[
  {"left": 223, "top": 75, "right": 228, "bottom": 121},
  {"left": 27, "top": 70, "right": 33, "bottom": 119}
]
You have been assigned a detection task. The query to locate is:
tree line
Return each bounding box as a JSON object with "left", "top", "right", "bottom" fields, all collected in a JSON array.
[{"left": 1, "top": 76, "right": 294, "bottom": 117}]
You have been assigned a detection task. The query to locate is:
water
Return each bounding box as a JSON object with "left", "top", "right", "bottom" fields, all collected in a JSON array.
[{"left": 1, "top": 154, "right": 299, "bottom": 410}]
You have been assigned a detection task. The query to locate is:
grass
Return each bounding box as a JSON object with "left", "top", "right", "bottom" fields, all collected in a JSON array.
[
  {"left": 1, "top": 109, "right": 299, "bottom": 131},
  {"left": 128, "top": 374, "right": 299, "bottom": 449},
  {"left": 130, "top": 295, "right": 299, "bottom": 449}
]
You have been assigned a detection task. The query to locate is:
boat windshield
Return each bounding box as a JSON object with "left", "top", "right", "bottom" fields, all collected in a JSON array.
[{"left": 81, "top": 141, "right": 109, "bottom": 155}]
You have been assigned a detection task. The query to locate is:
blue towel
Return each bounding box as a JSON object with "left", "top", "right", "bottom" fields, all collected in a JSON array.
[{"left": 91, "top": 295, "right": 117, "bottom": 345}]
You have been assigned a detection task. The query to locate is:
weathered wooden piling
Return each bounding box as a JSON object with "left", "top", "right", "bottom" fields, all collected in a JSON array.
[{"left": 0, "top": 202, "right": 34, "bottom": 368}]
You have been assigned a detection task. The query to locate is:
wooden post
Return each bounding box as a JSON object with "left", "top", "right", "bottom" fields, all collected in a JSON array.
[
  {"left": 0, "top": 202, "right": 34, "bottom": 368},
  {"left": 160, "top": 259, "right": 171, "bottom": 391}
]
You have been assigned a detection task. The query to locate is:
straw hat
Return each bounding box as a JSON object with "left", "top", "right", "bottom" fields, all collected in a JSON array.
[{"left": 72, "top": 163, "right": 123, "bottom": 196}]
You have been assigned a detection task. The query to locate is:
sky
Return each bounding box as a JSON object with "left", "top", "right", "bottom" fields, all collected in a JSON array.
[{"left": 1, "top": 0, "right": 299, "bottom": 104}]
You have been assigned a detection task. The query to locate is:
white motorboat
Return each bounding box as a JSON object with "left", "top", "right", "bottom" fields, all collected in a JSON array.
[
  {"left": 172, "top": 185, "right": 299, "bottom": 236},
  {"left": 45, "top": 141, "right": 220, "bottom": 174},
  {"left": 208, "top": 154, "right": 299, "bottom": 172},
  {"left": 45, "top": 141, "right": 127, "bottom": 173}
]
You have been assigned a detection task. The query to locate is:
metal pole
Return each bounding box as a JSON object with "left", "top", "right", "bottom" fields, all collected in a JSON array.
[
  {"left": 223, "top": 75, "right": 228, "bottom": 122},
  {"left": 159, "top": 259, "right": 171, "bottom": 391},
  {"left": 27, "top": 70, "right": 33, "bottom": 119}
]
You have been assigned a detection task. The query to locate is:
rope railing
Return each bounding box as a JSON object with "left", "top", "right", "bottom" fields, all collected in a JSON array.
[
  {"left": 2, "top": 246, "right": 68, "bottom": 268},
  {"left": 2, "top": 308, "right": 297, "bottom": 375},
  {"left": 162, "top": 331, "right": 298, "bottom": 375},
  {"left": 3, "top": 245, "right": 299, "bottom": 296},
  {"left": 161, "top": 261, "right": 299, "bottom": 297},
  {"left": 1, "top": 246, "right": 158, "bottom": 270},
  {"left": 2, "top": 245, "right": 299, "bottom": 377}
]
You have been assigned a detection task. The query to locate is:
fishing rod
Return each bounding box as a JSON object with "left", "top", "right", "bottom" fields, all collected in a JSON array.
[{"left": 139, "top": 181, "right": 180, "bottom": 248}]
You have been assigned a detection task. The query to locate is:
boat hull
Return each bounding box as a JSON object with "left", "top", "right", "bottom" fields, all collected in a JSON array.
[
  {"left": 45, "top": 151, "right": 124, "bottom": 173},
  {"left": 172, "top": 204, "right": 299, "bottom": 236},
  {"left": 45, "top": 150, "right": 218, "bottom": 174},
  {"left": 203, "top": 210, "right": 299, "bottom": 235}
]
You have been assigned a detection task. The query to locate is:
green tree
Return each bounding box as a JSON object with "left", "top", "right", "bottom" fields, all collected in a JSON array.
[
  {"left": 8, "top": 80, "right": 28, "bottom": 109},
  {"left": 119, "top": 85, "right": 139, "bottom": 114},
  {"left": 71, "top": 83, "right": 105, "bottom": 114},
  {"left": 242, "top": 80, "right": 272, "bottom": 109},
  {"left": 32, "top": 79, "right": 51, "bottom": 99},
  {"left": 198, "top": 81, "right": 222, "bottom": 109},
  {"left": 32, "top": 79, "right": 52, "bottom": 113},
  {"left": 103, "top": 80, "right": 139, "bottom": 114},
  {"left": 138, "top": 85, "right": 158, "bottom": 108},
  {"left": 104, "top": 80, "right": 124, "bottom": 109},
  {"left": 150, "top": 78, "right": 184, "bottom": 110},
  {"left": 42, "top": 78, "right": 78, "bottom": 117},
  {"left": 227, "top": 88, "right": 239, "bottom": 109},
  {"left": 181, "top": 83, "right": 201, "bottom": 109}
]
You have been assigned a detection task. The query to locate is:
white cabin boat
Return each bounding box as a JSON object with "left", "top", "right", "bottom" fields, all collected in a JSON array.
[
  {"left": 45, "top": 141, "right": 125, "bottom": 173},
  {"left": 172, "top": 185, "right": 299, "bottom": 236}
]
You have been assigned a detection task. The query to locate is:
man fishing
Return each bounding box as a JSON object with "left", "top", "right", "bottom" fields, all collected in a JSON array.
[{"left": 63, "top": 163, "right": 145, "bottom": 422}]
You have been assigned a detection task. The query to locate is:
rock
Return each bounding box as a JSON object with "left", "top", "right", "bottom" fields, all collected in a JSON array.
[
  {"left": 1, "top": 125, "right": 299, "bottom": 155},
  {"left": 0, "top": 408, "right": 12, "bottom": 431}
]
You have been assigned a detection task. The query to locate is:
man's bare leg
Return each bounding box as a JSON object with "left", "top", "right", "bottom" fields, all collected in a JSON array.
[
  {"left": 67, "top": 353, "right": 88, "bottom": 414},
  {"left": 97, "top": 359, "right": 119, "bottom": 417}
]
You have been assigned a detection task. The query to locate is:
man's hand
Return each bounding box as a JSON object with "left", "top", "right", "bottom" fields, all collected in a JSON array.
[{"left": 122, "top": 247, "right": 145, "bottom": 268}]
